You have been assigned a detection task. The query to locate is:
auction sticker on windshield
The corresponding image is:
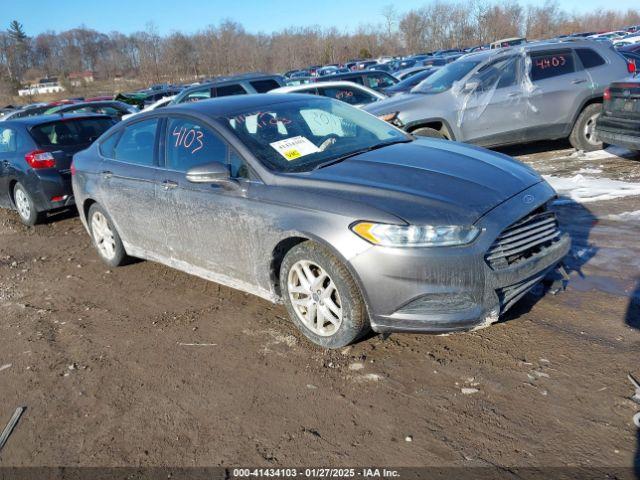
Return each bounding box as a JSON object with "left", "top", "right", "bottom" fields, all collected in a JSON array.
[{"left": 270, "top": 136, "right": 320, "bottom": 161}]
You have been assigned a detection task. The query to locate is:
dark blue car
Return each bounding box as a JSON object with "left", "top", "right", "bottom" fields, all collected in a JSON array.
[{"left": 0, "top": 114, "right": 114, "bottom": 225}]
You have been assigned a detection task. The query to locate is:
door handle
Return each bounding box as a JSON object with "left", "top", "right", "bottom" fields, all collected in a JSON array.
[
  {"left": 101, "top": 170, "right": 113, "bottom": 179},
  {"left": 161, "top": 180, "right": 178, "bottom": 190},
  {"left": 507, "top": 92, "right": 520, "bottom": 98},
  {"left": 571, "top": 79, "right": 587, "bottom": 85}
]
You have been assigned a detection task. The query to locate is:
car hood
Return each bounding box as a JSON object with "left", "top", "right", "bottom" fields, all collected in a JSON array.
[
  {"left": 364, "top": 92, "right": 436, "bottom": 115},
  {"left": 292, "top": 139, "right": 543, "bottom": 225}
]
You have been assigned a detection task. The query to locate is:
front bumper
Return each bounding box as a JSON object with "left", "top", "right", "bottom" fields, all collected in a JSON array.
[{"left": 348, "top": 181, "right": 571, "bottom": 333}]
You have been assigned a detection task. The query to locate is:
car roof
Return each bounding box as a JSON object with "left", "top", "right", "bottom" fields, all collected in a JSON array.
[
  {"left": 2, "top": 113, "right": 112, "bottom": 126},
  {"left": 328, "top": 71, "right": 392, "bottom": 79},
  {"left": 460, "top": 38, "right": 613, "bottom": 62},
  {"left": 55, "top": 100, "right": 121, "bottom": 109},
  {"left": 184, "top": 73, "right": 282, "bottom": 91},
  {"left": 162, "top": 93, "right": 323, "bottom": 117},
  {"left": 270, "top": 81, "right": 383, "bottom": 95}
]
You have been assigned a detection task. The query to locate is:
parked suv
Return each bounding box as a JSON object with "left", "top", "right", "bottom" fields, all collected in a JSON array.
[
  {"left": 0, "top": 114, "right": 114, "bottom": 225},
  {"left": 365, "top": 39, "right": 632, "bottom": 151},
  {"left": 171, "top": 74, "right": 284, "bottom": 105}
]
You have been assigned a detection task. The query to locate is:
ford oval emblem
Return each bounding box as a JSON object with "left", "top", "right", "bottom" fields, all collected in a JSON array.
[{"left": 522, "top": 194, "right": 535, "bottom": 205}]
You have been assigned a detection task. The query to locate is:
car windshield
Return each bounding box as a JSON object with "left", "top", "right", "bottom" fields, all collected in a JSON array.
[
  {"left": 391, "top": 69, "right": 437, "bottom": 90},
  {"left": 411, "top": 60, "right": 481, "bottom": 94},
  {"left": 220, "top": 98, "right": 410, "bottom": 173}
]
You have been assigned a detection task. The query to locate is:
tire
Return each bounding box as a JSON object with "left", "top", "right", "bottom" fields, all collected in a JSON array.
[
  {"left": 87, "top": 203, "right": 128, "bottom": 267},
  {"left": 569, "top": 103, "right": 603, "bottom": 152},
  {"left": 280, "top": 241, "right": 370, "bottom": 348},
  {"left": 411, "top": 127, "right": 446, "bottom": 139},
  {"left": 13, "top": 183, "right": 43, "bottom": 226}
]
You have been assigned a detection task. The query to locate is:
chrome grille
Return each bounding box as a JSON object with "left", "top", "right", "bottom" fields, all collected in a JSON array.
[{"left": 486, "top": 210, "right": 560, "bottom": 270}]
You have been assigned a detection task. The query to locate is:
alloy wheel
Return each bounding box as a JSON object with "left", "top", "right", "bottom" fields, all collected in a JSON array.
[
  {"left": 583, "top": 113, "right": 600, "bottom": 146},
  {"left": 91, "top": 211, "right": 117, "bottom": 260},
  {"left": 287, "top": 260, "right": 343, "bottom": 336},
  {"left": 14, "top": 188, "right": 31, "bottom": 221}
]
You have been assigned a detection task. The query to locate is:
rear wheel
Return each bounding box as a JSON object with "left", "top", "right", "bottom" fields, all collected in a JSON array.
[
  {"left": 13, "top": 183, "right": 43, "bottom": 226},
  {"left": 88, "top": 204, "right": 128, "bottom": 267},
  {"left": 280, "top": 242, "right": 370, "bottom": 348},
  {"left": 569, "top": 103, "right": 603, "bottom": 152}
]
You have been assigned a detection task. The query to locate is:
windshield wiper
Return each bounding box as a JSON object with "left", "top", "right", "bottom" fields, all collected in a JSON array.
[{"left": 312, "top": 139, "right": 412, "bottom": 170}]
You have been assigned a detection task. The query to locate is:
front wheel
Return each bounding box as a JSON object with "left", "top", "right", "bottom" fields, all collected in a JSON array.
[
  {"left": 88, "top": 203, "right": 128, "bottom": 267},
  {"left": 280, "top": 242, "right": 370, "bottom": 348},
  {"left": 569, "top": 103, "right": 603, "bottom": 152}
]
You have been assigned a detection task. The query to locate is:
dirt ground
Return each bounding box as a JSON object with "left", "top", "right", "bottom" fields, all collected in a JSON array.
[{"left": 0, "top": 140, "right": 639, "bottom": 470}]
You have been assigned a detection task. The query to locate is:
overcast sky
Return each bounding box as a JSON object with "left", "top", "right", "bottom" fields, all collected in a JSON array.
[{"left": 4, "top": 0, "right": 640, "bottom": 35}]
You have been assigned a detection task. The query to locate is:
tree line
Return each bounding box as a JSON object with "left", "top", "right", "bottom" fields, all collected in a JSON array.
[{"left": 1, "top": 0, "right": 639, "bottom": 91}]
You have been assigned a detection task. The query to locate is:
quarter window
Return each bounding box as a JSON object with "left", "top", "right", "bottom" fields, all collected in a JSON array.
[
  {"left": 99, "top": 131, "right": 121, "bottom": 158},
  {"left": 215, "top": 84, "right": 247, "bottom": 96},
  {"left": 0, "top": 128, "right": 19, "bottom": 153},
  {"left": 112, "top": 119, "right": 158, "bottom": 166},
  {"left": 249, "top": 79, "right": 280, "bottom": 93},
  {"left": 529, "top": 51, "right": 575, "bottom": 81},
  {"left": 575, "top": 48, "right": 606, "bottom": 69}
]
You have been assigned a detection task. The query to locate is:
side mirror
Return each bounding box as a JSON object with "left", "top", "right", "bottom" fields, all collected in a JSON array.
[
  {"left": 462, "top": 80, "right": 480, "bottom": 93},
  {"left": 185, "top": 162, "right": 239, "bottom": 189}
]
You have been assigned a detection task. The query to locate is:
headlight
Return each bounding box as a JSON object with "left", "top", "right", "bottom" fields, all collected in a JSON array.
[
  {"left": 351, "top": 222, "right": 480, "bottom": 247},
  {"left": 378, "top": 111, "right": 403, "bottom": 127}
]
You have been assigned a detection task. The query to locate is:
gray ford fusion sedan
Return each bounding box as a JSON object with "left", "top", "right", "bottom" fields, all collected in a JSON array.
[{"left": 72, "top": 94, "right": 570, "bottom": 348}]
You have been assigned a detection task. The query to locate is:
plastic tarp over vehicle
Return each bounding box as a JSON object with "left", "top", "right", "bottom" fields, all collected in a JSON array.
[{"left": 424, "top": 47, "right": 596, "bottom": 144}]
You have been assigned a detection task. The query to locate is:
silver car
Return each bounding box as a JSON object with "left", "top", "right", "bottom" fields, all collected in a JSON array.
[
  {"left": 365, "top": 39, "right": 631, "bottom": 152},
  {"left": 72, "top": 94, "right": 570, "bottom": 348}
]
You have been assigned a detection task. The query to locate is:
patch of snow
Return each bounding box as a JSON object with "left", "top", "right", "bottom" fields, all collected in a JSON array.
[
  {"left": 577, "top": 167, "right": 603, "bottom": 175},
  {"left": 544, "top": 174, "right": 640, "bottom": 204},
  {"left": 461, "top": 387, "right": 479, "bottom": 395},
  {"left": 570, "top": 146, "right": 634, "bottom": 160},
  {"left": 604, "top": 210, "right": 640, "bottom": 221}
]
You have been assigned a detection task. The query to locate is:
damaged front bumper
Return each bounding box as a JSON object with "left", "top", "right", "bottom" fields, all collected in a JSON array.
[{"left": 348, "top": 181, "right": 571, "bottom": 334}]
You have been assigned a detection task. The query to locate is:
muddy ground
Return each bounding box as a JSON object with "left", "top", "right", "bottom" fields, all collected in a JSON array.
[{"left": 0, "top": 141, "right": 639, "bottom": 470}]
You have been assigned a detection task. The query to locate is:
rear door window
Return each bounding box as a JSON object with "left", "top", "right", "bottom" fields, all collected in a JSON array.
[
  {"left": 529, "top": 50, "right": 576, "bottom": 81},
  {"left": 112, "top": 118, "right": 158, "bottom": 166},
  {"left": 214, "top": 84, "right": 248, "bottom": 97},
  {"left": 575, "top": 48, "right": 606, "bottom": 69},
  {"left": 29, "top": 118, "right": 114, "bottom": 147},
  {"left": 249, "top": 79, "right": 280, "bottom": 93}
]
